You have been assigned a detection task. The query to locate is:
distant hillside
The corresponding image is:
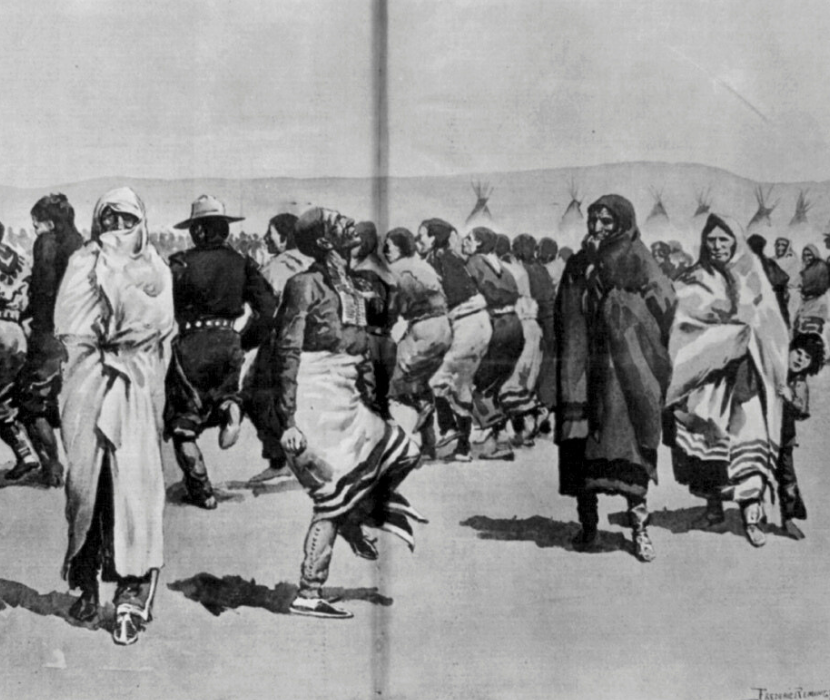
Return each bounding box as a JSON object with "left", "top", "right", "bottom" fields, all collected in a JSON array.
[{"left": 2, "top": 162, "right": 829, "bottom": 253}]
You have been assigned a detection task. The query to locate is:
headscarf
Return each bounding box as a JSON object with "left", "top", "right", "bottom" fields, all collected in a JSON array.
[
  {"left": 802, "top": 244, "right": 821, "bottom": 268},
  {"left": 91, "top": 187, "right": 166, "bottom": 298},
  {"left": 800, "top": 244, "right": 830, "bottom": 299},
  {"left": 666, "top": 212, "right": 789, "bottom": 407},
  {"left": 295, "top": 207, "right": 365, "bottom": 326},
  {"left": 512, "top": 234, "right": 537, "bottom": 263},
  {"left": 419, "top": 218, "right": 455, "bottom": 249},
  {"left": 353, "top": 220, "right": 395, "bottom": 286},
  {"left": 584, "top": 194, "right": 639, "bottom": 259},
  {"left": 538, "top": 237, "right": 558, "bottom": 263},
  {"left": 385, "top": 227, "right": 418, "bottom": 258}
]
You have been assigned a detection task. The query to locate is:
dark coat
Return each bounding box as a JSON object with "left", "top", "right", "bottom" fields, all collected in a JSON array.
[{"left": 559, "top": 195, "right": 676, "bottom": 486}]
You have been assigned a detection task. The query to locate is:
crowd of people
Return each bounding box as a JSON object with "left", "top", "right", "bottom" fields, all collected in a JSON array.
[{"left": 0, "top": 187, "right": 825, "bottom": 645}]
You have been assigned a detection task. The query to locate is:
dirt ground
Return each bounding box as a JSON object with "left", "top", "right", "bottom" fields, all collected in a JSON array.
[{"left": 2, "top": 374, "right": 830, "bottom": 700}]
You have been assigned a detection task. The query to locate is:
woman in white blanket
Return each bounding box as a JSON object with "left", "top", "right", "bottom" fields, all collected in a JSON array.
[
  {"left": 56, "top": 187, "right": 175, "bottom": 644},
  {"left": 665, "top": 213, "right": 789, "bottom": 547}
]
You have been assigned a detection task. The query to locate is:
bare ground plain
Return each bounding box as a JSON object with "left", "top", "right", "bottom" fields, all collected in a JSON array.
[{"left": 1, "top": 371, "right": 829, "bottom": 700}]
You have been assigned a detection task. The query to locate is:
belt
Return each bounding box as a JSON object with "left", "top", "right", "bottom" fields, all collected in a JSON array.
[
  {"left": 489, "top": 305, "right": 516, "bottom": 317},
  {"left": 180, "top": 317, "right": 237, "bottom": 333},
  {"left": 0, "top": 309, "right": 20, "bottom": 323}
]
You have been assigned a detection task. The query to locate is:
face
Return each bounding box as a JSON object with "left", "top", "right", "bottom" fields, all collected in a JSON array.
[
  {"left": 704, "top": 229, "right": 735, "bottom": 264},
  {"left": 803, "top": 248, "right": 816, "bottom": 265},
  {"left": 775, "top": 240, "right": 788, "bottom": 257},
  {"left": 383, "top": 238, "right": 402, "bottom": 263},
  {"left": 99, "top": 207, "right": 139, "bottom": 233},
  {"left": 416, "top": 226, "right": 434, "bottom": 256},
  {"left": 32, "top": 217, "right": 54, "bottom": 236},
  {"left": 789, "top": 347, "right": 812, "bottom": 374},
  {"left": 265, "top": 224, "right": 286, "bottom": 255},
  {"left": 587, "top": 206, "right": 617, "bottom": 243},
  {"left": 461, "top": 232, "right": 479, "bottom": 256}
]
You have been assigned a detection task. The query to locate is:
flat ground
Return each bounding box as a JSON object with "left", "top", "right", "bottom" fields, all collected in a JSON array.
[{"left": 2, "top": 374, "right": 830, "bottom": 700}]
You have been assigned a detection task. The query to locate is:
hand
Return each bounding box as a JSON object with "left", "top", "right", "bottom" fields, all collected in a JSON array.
[
  {"left": 281, "top": 427, "right": 307, "bottom": 456},
  {"left": 777, "top": 385, "right": 793, "bottom": 403}
]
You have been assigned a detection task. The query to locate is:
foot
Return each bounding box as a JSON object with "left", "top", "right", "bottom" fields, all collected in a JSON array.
[
  {"left": 218, "top": 402, "right": 242, "bottom": 450},
  {"left": 479, "top": 446, "right": 515, "bottom": 461},
  {"left": 289, "top": 596, "right": 353, "bottom": 619},
  {"left": 571, "top": 527, "right": 599, "bottom": 552},
  {"left": 633, "top": 530, "right": 656, "bottom": 562},
  {"left": 449, "top": 451, "right": 472, "bottom": 463},
  {"left": 783, "top": 519, "right": 806, "bottom": 541},
  {"left": 435, "top": 429, "right": 460, "bottom": 449},
  {"left": 182, "top": 474, "right": 218, "bottom": 510},
  {"left": 247, "top": 464, "right": 293, "bottom": 484},
  {"left": 68, "top": 589, "right": 99, "bottom": 623},
  {"left": 112, "top": 605, "right": 147, "bottom": 646},
  {"left": 744, "top": 523, "right": 767, "bottom": 547},
  {"left": 4, "top": 460, "right": 40, "bottom": 481}
]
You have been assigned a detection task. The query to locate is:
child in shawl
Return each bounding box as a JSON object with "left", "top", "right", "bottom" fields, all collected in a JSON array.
[{"left": 776, "top": 332, "right": 825, "bottom": 539}]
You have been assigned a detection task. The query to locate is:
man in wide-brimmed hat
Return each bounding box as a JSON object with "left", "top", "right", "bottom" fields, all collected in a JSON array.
[{"left": 163, "top": 195, "right": 276, "bottom": 509}]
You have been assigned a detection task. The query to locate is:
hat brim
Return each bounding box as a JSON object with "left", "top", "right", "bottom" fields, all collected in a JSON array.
[{"left": 173, "top": 214, "right": 245, "bottom": 230}]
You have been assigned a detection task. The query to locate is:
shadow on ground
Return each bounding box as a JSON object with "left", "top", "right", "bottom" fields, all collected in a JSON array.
[
  {"left": 608, "top": 505, "right": 795, "bottom": 540},
  {"left": 0, "top": 463, "right": 52, "bottom": 491},
  {"left": 167, "top": 573, "right": 393, "bottom": 616},
  {"left": 460, "top": 515, "right": 631, "bottom": 555},
  {"left": 0, "top": 578, "right": 114, "bottom": 633},
  {"left": 166, "top": 479, "right": 302, "bottom": 506}
]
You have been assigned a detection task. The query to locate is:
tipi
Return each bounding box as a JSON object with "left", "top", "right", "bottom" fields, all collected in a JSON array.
[
  {"left": 789, "top": 189, "right": 812, "bottom": 226},
  {"left": 646, "top": 188, "right": 669, "bottom": 222},
  {"left": 560, "top": 178, "right": 584, "bottom": 227},
  {"left": 465, "top": 181, "right": 494, "bottom": 226},
  {"left": 747, "top": 185, "right": 777, "bottom": 232}
]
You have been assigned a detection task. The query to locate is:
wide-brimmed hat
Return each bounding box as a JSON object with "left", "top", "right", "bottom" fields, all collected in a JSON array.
[{"left": 174, "top": 194, "right": 244, "bottom": 229}]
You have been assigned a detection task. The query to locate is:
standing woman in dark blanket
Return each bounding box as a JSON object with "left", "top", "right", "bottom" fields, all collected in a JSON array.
[
  {"left": 462, "top": 226, "right": 525, "bottom": 460},
  {"left": 556, "top": 195, "right": 676, "bottom": 562},
  {"left": 273, "top": 208, "right": 425, "bottom": 619}
]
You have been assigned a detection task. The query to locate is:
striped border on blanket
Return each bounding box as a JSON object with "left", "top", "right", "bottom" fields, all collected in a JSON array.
[{"left": 311, "top": 424, "right": 421, "bottom": 522}]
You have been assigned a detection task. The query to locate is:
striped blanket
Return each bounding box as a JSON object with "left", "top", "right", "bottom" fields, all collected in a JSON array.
[{"left": 290, "top": 351, "right": 425, "bottom": 549}]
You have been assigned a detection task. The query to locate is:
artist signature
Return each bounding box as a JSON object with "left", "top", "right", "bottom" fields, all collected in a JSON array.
[{"left": 747, "top": 688, "right": 830, "bottom": 700}]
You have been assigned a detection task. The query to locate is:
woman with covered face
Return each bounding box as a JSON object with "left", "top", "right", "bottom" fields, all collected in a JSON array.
[
  {"left": 462, "top": 227, "right": 524, "bottom": 460},
  {"left": 557, "top": 195, "right": 675, "bottom": 562},
  {"left": 272, "top": 208, "right": 425, "bottom": 619},
  {"left": 55, "top": 187, "right": 175, "bottom": 645},
  {"left": 666, "top": 213, "right": 789, "bottom": 547},
  {"left": 383, "top": 227, "right": 452, "bottom": 455}
]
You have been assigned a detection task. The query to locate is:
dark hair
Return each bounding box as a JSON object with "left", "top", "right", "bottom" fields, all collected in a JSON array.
[
  {"left": 747, "top": 234, "right": 767, "bottom": 255},
  {"left": 538, "top": 237, "right": 558, "bottom": 263},
  {"left": 512, "top": 233, "right": 537, "bottom": 263},
  {"left": 420, "top": 218, "right": 455, "bottom": 248},
  {"left": 790, "top": 333, "right": 825, "bottom": 376},
  {"left": 698, "top": 213, "right": 737, "bottom": 275},
  {"left": 268, "top": 213, "right": 298, "bottom": 249},
  {"left": 471, "top": 227, "right": 497, "bottom": 254},
  {"left": 385, "top": 227, "right": 418, "bottom": 258},
  {"left": 30, "top": 193, "right": 77, "bottom": 234},
  {"left": 495, "top": 233, "right": 511, "bottom": 259},
  {"left": 0, "top": 220, "right": 4, "bottom": 242}
]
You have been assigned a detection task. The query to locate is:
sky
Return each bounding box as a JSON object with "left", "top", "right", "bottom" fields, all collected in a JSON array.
[{"left": 2, "top": 0, "right": 830, "bottom": 187}]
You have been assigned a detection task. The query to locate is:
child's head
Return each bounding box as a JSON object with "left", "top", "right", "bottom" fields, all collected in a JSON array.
[{"left": 789, "top": 333, "right": 825, "bottom": 376}]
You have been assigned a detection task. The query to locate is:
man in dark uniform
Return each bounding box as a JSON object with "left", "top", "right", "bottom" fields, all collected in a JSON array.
[
  {"left": 164, "top": 195, "right": 277, "bottom": 509},
  {"left": 7, "top": 193, "right": 83, "bottom": 486}
]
